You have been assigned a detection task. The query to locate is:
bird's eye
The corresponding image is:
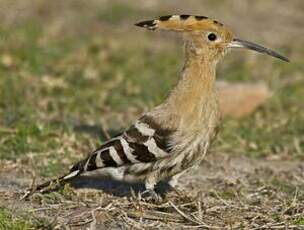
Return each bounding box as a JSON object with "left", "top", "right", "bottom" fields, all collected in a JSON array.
[{"left": 207, "top": 33, "right": 217, "bottom": 41}]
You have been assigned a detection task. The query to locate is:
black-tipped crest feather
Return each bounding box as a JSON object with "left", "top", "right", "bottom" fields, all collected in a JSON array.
[{"left": 135, "top": 20, "right": 157, "bottom": 30}]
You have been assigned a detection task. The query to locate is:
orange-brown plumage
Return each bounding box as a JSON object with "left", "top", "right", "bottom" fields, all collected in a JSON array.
[{"left": 23, "top": 15, "right": 289, "bottom": 201}]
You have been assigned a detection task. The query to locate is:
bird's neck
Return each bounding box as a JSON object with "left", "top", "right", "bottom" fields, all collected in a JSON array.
[
  {"left": 154, "top": 42, "right": 220, "bottom": 131},
  {"left": 148, "top": 43, "right": 219, "bottom": 132},
  {"left": 168, "top": 44, "right": 216, "bottom": 103}
]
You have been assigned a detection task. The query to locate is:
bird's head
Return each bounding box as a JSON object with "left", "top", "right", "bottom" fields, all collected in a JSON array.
[{"left": 135, "top": 15, "right": 289, "bottom": 63}]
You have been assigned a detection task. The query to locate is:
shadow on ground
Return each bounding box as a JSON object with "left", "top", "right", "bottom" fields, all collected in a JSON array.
[{"left": 71, "top": 176, "right": 172, "bottom": 198}]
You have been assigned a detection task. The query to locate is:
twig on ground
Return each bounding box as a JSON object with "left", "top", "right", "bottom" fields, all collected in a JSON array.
[
  {"left": 169, "top": 201, "right": 209, "bottom": 227},
  {"left": 89, "top": 207, "right": 101, "bottom": 230},
  {"left": 212, "top": 190, "right": 230, "bottom": 206},
  {"left": 19, "top": 169, "right": 37, "bottom": 201}
]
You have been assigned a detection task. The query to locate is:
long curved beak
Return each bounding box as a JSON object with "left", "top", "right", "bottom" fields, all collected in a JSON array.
[{"left": 228, "top": 38, "right": 289, "bottom": 62}]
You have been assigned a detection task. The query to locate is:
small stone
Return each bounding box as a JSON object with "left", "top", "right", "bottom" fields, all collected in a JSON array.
[{"left": 217, "top": 81, "right": 272, "bottom": 118}]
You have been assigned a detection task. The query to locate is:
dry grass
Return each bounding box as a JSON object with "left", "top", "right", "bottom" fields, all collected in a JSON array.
[{"left": 2, "top": 154, "right": 304, "bottom": 229}]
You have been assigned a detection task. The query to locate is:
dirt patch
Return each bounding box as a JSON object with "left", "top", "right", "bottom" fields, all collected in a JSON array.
[{"left": 1, "top": 153, "right": 304, "bottom": 229}]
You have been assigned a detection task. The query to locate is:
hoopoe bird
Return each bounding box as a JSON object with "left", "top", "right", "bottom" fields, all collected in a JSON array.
[{"left": 23, "top": 15, "right": 289, "bottom": 200}]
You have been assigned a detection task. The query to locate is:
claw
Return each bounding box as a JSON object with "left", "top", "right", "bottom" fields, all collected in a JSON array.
[{"left": 141, "top": 189, "right": 163, "bottom": 202}]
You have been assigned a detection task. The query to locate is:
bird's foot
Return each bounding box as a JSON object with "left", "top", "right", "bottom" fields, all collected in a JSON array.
[{"left": 140, "top": 189, "right": 163, "bottom": 203}]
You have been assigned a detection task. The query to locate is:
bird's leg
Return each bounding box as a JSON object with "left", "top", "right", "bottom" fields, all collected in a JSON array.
[
  {"left": 141, "top": 188, "right": 161, "bottom": 202},
  {"left": 141, "top": 174, "right": 162, "bottom": 202},
  {"left": 168, "top": 170, "right": 187, "bottom": 196},
  {"left": 168, "top": 171, "right": 185, "bottom": 188}
]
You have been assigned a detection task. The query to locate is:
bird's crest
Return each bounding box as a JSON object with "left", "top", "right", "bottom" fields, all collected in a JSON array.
[{"left": 135, "top": 15, "right": 223, "bottom": 31}]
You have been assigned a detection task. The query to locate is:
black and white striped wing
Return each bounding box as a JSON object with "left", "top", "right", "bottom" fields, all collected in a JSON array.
[{"left": 70, "top": 115, "right": 174, "bottom": 175}]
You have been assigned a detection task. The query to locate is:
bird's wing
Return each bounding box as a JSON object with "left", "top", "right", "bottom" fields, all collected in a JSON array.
[
  {"left": 22, "top": 115, "right": 175, "bottom": 198},
  {"left": 70, "top": 115, "right": 174, "bottom": 174}
]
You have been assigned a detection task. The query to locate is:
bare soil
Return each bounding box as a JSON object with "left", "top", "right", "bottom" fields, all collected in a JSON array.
[{"left": 1, "top": 152, "right": 304, "bottom": 229}]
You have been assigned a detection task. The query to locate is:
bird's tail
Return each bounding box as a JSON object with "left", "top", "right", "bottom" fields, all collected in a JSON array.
[{"left": 20, "top": 167, "right": 83, "bottom": 200}]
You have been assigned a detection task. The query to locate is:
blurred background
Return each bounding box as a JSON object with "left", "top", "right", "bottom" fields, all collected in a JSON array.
[{"left": 0, "top": 0, "right": 303, "bottom": 228}]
